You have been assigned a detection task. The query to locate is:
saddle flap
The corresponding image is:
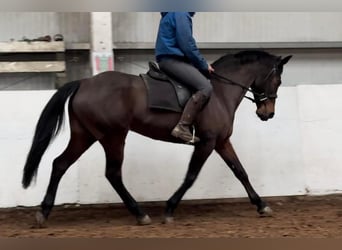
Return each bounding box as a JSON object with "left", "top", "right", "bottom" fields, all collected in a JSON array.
[{"left": 141, "top": 69, "right": 192, "bottom": 113}]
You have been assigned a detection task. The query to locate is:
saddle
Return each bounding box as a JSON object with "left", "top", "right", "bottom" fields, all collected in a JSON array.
[{"left": 140, "top": 62, "right": 192, "bottom": 113}]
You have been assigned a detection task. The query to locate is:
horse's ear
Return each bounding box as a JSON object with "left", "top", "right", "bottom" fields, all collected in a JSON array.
[{"left": 280, "top": 55, "right": 292, "bottom": 65}]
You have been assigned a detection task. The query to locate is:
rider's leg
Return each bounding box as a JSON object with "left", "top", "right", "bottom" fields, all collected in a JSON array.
[{"left": 159, "top": 58, "right": 212, "bottom": 143}]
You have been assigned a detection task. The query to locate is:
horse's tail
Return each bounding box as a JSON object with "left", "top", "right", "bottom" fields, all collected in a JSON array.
[{"left": 22, "top": 80, "right": 81, "bottom": 189}]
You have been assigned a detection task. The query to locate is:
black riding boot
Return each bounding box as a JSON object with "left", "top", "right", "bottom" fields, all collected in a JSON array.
[{"left": 171, "top": 91, "right": 208, "bottom": 144}]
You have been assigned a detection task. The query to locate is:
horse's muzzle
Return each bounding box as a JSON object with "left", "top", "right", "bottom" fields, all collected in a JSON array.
[{"left": 256, "top": 111, "right": 275, "bottom": 121}]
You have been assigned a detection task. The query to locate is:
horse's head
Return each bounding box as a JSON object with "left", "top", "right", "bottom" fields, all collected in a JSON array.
[{"left": 251, "top": 55, "right": 292, "bottom": 121}]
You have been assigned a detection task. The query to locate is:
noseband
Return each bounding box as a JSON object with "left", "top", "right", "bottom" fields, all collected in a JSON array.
[{"left": 211, "top": 66, "right": 278, "bottom": 103}]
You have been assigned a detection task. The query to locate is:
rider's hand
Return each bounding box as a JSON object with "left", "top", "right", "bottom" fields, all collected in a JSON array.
[{"left": 208, "top": 64, "right": 215, "bottom": 73}]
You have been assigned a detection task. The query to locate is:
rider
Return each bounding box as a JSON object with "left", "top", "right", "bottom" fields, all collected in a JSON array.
[{"left": 155, "top": 12, "right": 215, "bottom": 144}]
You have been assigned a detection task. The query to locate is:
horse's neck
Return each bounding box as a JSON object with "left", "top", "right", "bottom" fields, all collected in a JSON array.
[{"left": 213, "top": 67, "right": 255, "bottom": 115}]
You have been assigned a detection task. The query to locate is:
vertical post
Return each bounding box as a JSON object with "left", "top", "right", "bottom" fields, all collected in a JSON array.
[{"left": 90, "top": 12, "right": 114, "bottom": 76}]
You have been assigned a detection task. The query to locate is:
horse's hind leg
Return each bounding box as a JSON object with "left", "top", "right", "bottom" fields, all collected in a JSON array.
[
  {"left": 36, "top": 116, "right": 95, "bottom": 227},
  {"left": 100, "top": 133, "right": 151, "bottom": 225}
]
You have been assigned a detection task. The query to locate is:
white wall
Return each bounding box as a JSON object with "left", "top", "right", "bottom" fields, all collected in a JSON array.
[
  {"left": 195, "top": 13, "right": 342, "bottom": 43},
  {"left": 112, "top": 12, "right": 342, "bottom": 44},
  {"left": 1, "top": 12, "right": 341, "bottom": 45},
  {"left": 1, "top": 86, "right": 342, "bottom": 208}
]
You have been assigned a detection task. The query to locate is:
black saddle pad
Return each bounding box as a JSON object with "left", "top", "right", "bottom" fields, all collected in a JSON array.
[{"left": 140, "top": 62, "right": 192, "bottom": 113}]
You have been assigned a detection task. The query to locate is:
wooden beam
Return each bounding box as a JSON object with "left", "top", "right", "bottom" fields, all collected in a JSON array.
[
  {"left": 0, "top": 61, "right": 65, "bottom": 73},
  {"left": 0, "top": 41, "right": 65, "bottom": 53}
]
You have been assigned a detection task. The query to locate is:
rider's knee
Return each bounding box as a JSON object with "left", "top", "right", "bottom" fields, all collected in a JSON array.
[{"left": 202, "top": 84, "right": 213, "bottom": 99}]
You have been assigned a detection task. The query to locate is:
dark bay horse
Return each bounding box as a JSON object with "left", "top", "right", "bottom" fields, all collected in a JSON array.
[{"left": 22, "top": 50, "right": 292, "bottom": 226}]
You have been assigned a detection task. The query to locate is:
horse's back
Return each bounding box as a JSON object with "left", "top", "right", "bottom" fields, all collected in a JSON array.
[
  {"left": 69, "top": 70, "right": 229, "bottom": 142},
  {"left": 71, "top": 71, "right": 146, "bottom": 138}
]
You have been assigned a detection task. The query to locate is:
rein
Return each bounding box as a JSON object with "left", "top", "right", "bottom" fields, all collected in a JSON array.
[{"left": 211, "top": 67, "right": 277, "bottom": 103}]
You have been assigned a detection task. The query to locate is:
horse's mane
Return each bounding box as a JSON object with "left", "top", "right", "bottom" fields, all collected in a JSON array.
[{"left": 212, "top": 50, "right": 277, "bottom": 68}]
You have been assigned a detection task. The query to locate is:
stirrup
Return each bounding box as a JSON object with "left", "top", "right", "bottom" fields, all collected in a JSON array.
[{"left": 171, "top": 124, "right": 200, "bottom": 144}]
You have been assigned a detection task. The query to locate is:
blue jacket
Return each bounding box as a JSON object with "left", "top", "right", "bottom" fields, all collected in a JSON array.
[{"left": 155, "top": 12, "right": 208, "bottom": 72}]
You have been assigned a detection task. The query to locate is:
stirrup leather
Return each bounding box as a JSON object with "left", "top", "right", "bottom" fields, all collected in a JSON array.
[{"left": 188, "top": 125, "right": 197, "bottom": 144}]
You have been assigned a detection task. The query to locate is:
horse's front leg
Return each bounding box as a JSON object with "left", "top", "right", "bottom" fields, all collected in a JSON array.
[
  {"left": 164, "top": 140, "right": 216, "bottom": 223},
  {"left": 215, "top": 139, "right": 273, "bottom": 216}
]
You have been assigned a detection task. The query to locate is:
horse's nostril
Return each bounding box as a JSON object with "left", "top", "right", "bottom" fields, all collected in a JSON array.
[{"left": 269, "top": 112, "right": 275, "bottom": 118}]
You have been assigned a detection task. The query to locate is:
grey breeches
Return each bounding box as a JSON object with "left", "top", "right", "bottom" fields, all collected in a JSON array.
[{"left": 158, "top": 58, "right": 213, "bottom": 98}]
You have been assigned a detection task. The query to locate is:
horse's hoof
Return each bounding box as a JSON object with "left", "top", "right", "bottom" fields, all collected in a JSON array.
[
  {"left": 259, "top": 206, "right": 273, "bottom": 217},
  {"left": 137, "top": 215, "right": 152, "bottom": 225},
  {"left": 163, "top": 216, "right": 174, "bottom": 224},
  {"left": 35, "top": 211, "right": 47, "bottom": 228}
]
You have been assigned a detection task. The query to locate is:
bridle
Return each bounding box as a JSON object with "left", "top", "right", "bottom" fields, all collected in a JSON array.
[{"left": 211, "top": 66, "right": 278, "bottom": 103}]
